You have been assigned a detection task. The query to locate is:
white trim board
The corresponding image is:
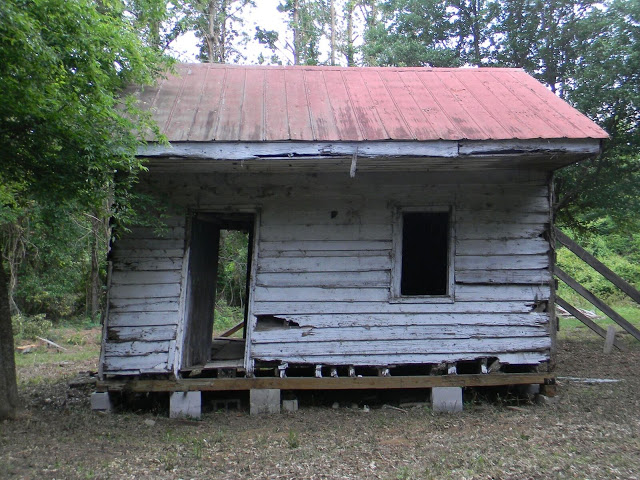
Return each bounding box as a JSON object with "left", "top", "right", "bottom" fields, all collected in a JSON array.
[{"left": 138, "top": 139, "right": 601, "bottom": 161}]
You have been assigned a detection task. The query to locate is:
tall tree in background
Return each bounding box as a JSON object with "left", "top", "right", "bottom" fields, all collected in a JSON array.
[
  {"left": 188, "top": 0, "right": 254, "bottom": 63},
  {"left": 278, "top": 0, "right": 329, "bottom": 65},
  {"left": 0, "top": 0, "right": 169, "bottom": 420}
]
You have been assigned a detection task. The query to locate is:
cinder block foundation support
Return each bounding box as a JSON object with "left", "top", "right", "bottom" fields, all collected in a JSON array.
[
  {"left": 170, "top": 391, "right": 202, "bottom": 419},
  {"left": 282, "top": 399, "right": 299, "bottom": 413},
  {"left": 250, "top": 389, "right": 281, "bottom": 415},
  {"left": 91, "top": 392, "right": 112, "bottom": 412},
  {"left": 431, "top": 387, "right": 463, "bottom": 413}
]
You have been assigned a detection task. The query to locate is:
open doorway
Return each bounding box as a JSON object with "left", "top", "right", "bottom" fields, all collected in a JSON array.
[{"left": 182, "top": 212, "right": 255, "bottom": 371}]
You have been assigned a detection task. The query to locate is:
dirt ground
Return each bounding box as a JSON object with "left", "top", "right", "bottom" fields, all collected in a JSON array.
[{"left": 1, "top": 329, "right": 639, "bottom": 480}]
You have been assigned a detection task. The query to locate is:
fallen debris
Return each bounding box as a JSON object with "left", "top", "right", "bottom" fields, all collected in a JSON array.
[
  {"left": 557, "top": 376, "right": 622, "bottom": 384},
  {"left": 36, "top": 336, "right": 68, "bottom": 351}
]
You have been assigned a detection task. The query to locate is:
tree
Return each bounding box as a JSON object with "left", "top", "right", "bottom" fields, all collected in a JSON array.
[
  {"left": 187, "top": 0, "right": 254, "bottom": 63},
  {"left": 0, "top": 0, "right": 169, "bottom": 420}
]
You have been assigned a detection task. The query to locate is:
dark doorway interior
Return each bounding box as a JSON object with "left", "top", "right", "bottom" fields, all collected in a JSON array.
[{"left": 183, "top": 213, "right": 254, "bottom": 370}]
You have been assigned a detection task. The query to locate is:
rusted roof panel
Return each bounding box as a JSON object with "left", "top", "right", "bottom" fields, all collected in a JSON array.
[{"left": 139, "top": 64, "right": 608, "bottom": 142}]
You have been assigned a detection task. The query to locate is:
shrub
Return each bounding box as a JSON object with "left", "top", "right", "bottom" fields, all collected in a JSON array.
[{"left": 12, "top": 313, "right": 53, "bottom": 340}]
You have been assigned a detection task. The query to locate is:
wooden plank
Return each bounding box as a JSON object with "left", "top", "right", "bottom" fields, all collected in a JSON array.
[
  {"left": 260, "top": 250, "right": 389, "bottom": 259},
  {"left": 257, "top": 256, "right": 390, "bottom": 273},
  {"left": 98, "top": 373, "right": 554, "bottom": 392},
  {"left": 112, "top": 249, "right": 184, "bottom": 259},
  {"left": 124, "top": 226, "right": 185, "bottom": 240},
  {"left": 256, "top": 271, "right": 390, "bottom": 288},
  {"left": 112, "top": 258, "right": 183, "bottom": 271},
  {"left": 219, "top": 321, "right": 245, "bottom": 338},
  {"left": 456, "top": 269, "right": 550, "bottom": 285},
  {"left": 456, "top": 255, "right": 548, "bottom": 270},
  {"left": 107, "top": 325, "right": 178, "bottom": 342},
  {"left": 251, "top": 337, "right": 551, "bottom": 356},
  {"left": 457, "top": 210, "right": 549, "bottom": 224},
  {"left": 253, "top": 286, "right": 389, "bottom": 303},
  {"left": 103, "top": 353, "right": 169, "bottom": 372},
  {"left": 555, "top": 228, "right": 640, "bottom": 305},
  {"left": 110, "top": 270, "right": 182, "bottom": 286},
  {"left": 104, "top": 340, "right": 171, "bottom": 356},
  {"left": 254, "top": 312, "right": 549, "bottom": 328},
  {"left": 109, "top": 299, "right": 180, "bottom": 313},
  {"left": 260, "top": 240, "right": 393, "bottom": 252},
  {"left": 112, "top": 238, "right": 184, "bottom": 250},
  {"left": 456, "top": 238, "right": 549, "bottom": 256},
  {"left": 555, "top": 267, "right": 640, "bottom": 342},
  {"left": 109, "top": 283, "right": 181, "bottom": 300},
  {"left": 457, "top": 223, "right": 546, "bottom": 240},
  {"left": 252, "top": 325, "right": 547, "bottom": 344},
  {"left": 259, "top": 224, "right": 393, "bottom": 242},
  {"left": 455, "top": 285, "right": 550, "bottom": 302},
  {"left": 251, "top": 351, "right": 549, "bottom": 366},
  {"left": 108, "top": 311, "right": 179, "bottom": 327},
  {"left": 253, "top": 300, "right": 537, "bottom": 315}
]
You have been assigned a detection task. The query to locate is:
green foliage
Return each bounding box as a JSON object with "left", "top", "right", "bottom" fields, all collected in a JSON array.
[
  {"left": 216, "top": 230, "right": 249, "bottom": 308},
  {"left": 11, "top": 314, "right": 53, "bottom": 341}
]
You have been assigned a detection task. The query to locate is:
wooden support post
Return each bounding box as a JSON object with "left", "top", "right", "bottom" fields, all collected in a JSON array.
[
  {"left": 555, "top": 268, "right": 640, "bottom": 342},
  {"left": 603, "top": 326, "right": 616, "bottom": 354}
]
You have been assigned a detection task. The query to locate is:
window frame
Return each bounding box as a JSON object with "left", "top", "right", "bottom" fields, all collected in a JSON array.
[{"left": 390, "top": 206, "right": 455, "bottom": 303}]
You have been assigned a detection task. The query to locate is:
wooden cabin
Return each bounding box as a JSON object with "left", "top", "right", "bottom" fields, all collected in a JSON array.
[{"left": 96, "top": 64, "right": 607, "bottom": 410}]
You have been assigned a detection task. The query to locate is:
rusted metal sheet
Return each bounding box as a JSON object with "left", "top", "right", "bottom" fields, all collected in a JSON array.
[{"left": 136, "top": 64, "right": 608, "bottom": 142}]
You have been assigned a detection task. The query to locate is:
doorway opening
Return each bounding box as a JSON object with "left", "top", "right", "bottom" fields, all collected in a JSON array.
[{"left": 182, "top": 212, "right": 255, "bottom": 372}]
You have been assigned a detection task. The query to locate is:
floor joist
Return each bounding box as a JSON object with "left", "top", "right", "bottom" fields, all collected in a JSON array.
[{"left": 97, "top": 373, "right": 554, "bottom": 393}]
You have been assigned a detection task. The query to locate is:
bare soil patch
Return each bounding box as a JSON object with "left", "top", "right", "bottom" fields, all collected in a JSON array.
[{"left": 1, "top": 329, "right": 639, "bottom": 480}]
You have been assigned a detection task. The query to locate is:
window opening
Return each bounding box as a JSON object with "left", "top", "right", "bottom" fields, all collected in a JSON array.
[{"left": 401, "top": 212, "right": 449, "bottom": 296}]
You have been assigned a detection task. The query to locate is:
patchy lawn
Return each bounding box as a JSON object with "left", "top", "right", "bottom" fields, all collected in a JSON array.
[{"left": 1, "top": 325, "right": 639, "bottom": 480}]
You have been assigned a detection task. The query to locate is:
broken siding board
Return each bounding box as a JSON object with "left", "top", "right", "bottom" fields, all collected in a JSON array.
[
  {"left": 252, "top": 325, "right": 548, "bottom": 343},
  {"left": 103, "top": 353, "right": 169, "bottom": 372},
  {"left": 108, "top": 312, "right": 179, "bottom": 327},
  {"left": 104, "top": 340, "right": 171, "bottom": 356},
  {"left": 107, "top": 325, "right": 178, "bottom": 342},
  {"left": 251, "top": 351, "right": 549, "bottom": 366},
  {"left": 252, "top": 301, "right": 538, "bottom": 315},
  {"left": 109, "top": 283, "right": 181, "bottom": 300},
  {"left": 251, "top": 336, "right": 551, "bottom": 356},
  {"left": 252, "top": 312, "right": 548, "bottom": 328}
]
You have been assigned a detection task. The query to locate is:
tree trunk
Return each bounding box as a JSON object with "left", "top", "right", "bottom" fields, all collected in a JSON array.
[
  {"left": 346, "top": 1, "right": 354, "bottom": 66},
  {"left": 293, "top": 0, "right": 300, "bottom": 65},
  {"left": 0, "top": 259, "right": 20, "bottom": 420},
  {"left": 89, "top": 214, "right": 102, "bottom": 320},
  {"left": 330, "top": 0, "right": 336, "bottom": 66}
]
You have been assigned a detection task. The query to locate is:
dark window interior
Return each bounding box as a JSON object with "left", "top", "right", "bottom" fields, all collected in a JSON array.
[{"left": 401, "top": 212, "right": 449, "bottom": 296}]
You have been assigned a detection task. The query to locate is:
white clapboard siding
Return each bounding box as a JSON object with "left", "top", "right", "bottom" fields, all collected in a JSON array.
[
  {"left": 259, "top": 224, "right": 393, "bottom": 242},
  {"left": 254, "top": 286, "right": 390, "bottom": 303},
  {"left": 103, "top": 354, "right": 168, "bottom": 372},
  {"left": 456, "top": 238, "right": 549, "bottom": 256},
  {"left": 261, "top": 249, "right": 390, "bottom": 258},
  {"left": 108, "top": 311, "right": 179, "bottom": 327},
  {"left": 456, "top": 269, "right": 550, "bottom": 284},
  {"left": 256, "top": 271, "right": 391, "bottom": 288},
  {"left": 457, "top": 223, "right": 545, "bottom": 240},
  {"left": 252, "top": 325, "right": 547, "bottom": 344},
  {"left": 109, "top": 283, "right": 182, "bottom": 300},
  {"left": 455, "top": 255, "right": 548, "bottom": 270},
  {"left": 454, "top": 285, "right": 550, "bottom": 302},
  {"left": 109, "top": 299, "right": 180, "bottom": 313},
  {"left": 111, "top": 249, "right": 185, "bottom": 259},
  {"left": 250, "top": 352, "right": 549, "bottom": 365},
  {"left": 110, "top": 270, "right": 182, "bottom": 285},
  {"left": 104, "top": 340, "right": 171, "bottom": 356},
  {"left": 107, "top": 325, "right": 178, "bottom": 342},
  {"left": 258, "top": 256, "right": 391, "bottom": 273},
  {"left": 260, "top": 240, "right": 393, "bottom": 252},
  {"left": 112, "top": 238, "right": 185, "bottom": 250},
  {"left": 457, "top": 210, "right": 549, "bottom": 224},
  {"left": 112, "top": 258, "right": 183, "bottom": 271},
  {"left": 251, "top": 337, "right": 551, "bottom": 356},
  {"left": 252, "top": 300, "right": 539, "bottom": 315},
  {"left": 253, "top": 313, "right": 549, "bottom": 328},
  {"left": 125, "top": 226, "right": 186, "bottom": 239}
]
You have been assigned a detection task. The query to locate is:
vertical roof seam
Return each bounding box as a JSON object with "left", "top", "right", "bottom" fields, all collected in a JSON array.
[
  {"left": 340, "top": 69, "right": 368, "bottom": 141},
  {"left": 186, "top": 65, "right": 211, "bottom": 141},
  {"left": 302, "top": 69, "right": 317, "bottom": 141},
  {"left": 378, "top": 70, "right": 417, "bottom": 140},
  {"left": 413, "top": 72, "right": 465, "bottom": 140},
  {"left": 210, "top": 67, "right": 229, "bottom": 141}
]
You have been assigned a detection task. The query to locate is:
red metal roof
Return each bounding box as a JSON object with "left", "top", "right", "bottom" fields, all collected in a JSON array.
[{"left": 135, "top": 64, "right": 608, "bottom": 142}]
